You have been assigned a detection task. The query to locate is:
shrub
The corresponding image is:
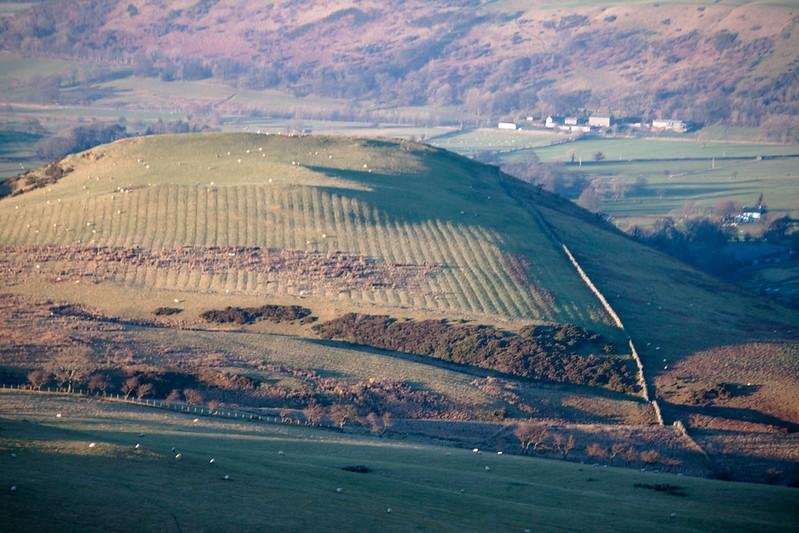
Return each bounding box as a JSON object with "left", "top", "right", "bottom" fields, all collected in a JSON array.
[
  {"left": 201, "top": 304, "right": 311, "bottom": 325},
  {"left": 154, "top": 307, "right": 183, "bottom": 316},
  {"left": 313, "top": 314, "right": 636, "bottom": 392}
]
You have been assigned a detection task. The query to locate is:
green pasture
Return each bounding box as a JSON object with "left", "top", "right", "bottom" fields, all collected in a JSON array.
[
  {"left": 1, "top": 391, "right": 796, "bottom": 532},
  {"left": 432, "top": 128, "right": 563, "bottom": 155},
  {"left": 526, "top": 137, "right": 799, "bottom": 163}
]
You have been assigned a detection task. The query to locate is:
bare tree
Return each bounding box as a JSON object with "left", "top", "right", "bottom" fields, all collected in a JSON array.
[
  {"left": 183, "top": 388, "right": 205, "bottom": 405},
  {"left": 514, "top": 422, "right": 550, "bottom": 453},
  {"left": 553, "top": 434, "right": 576, "bottom": 459},
  {"left": 166, "top": 389, "right": 182, "bottom": 403},
  {"left": 609, "top": 443, "right": 627, "bottom": 463},
  {"left": 27, "top": 369, "right": 51, "bottom": 390},
  {"left": 47, "top": 349, "right": 95, "bottom": 393},
  {"left": 366, "top": 412, "right": 383, "bottom": 434},
  {"left": 577, "top": 185, "right": 600, "bottom": 212},
  {"left": 328, "top": 404, "right": 357, "bottom": 429},
  {"left": 303, "top": 402, "right": 325, "bottom": 425},
  {"left": 88, "top": 373, "right": 109, "bottom": 394},
  {"left": 381, "top": 412, "right": 393, "bottom": 433},
  {"left": 585, "top": 443, "right": 608, "bottom": 460},
  {"left": 639, "top": 450, "right": 660, "bottom": 465},
  {"left": 122, "top": 376, "right": 141, "bottom": 399},
  {"left": 136, "top": 382, "right": 154, "bottom": 400}
]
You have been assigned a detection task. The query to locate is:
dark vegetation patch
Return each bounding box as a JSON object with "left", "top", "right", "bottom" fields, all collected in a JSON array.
[
  {"left": 313, "top": 314, "right": 636, "bottom": 393},
  {"left": 154, "top": 307, "right": 183, "bottom": 316},
  {"left": 1, "top": 161, "right": 73, "bottom": 198},
  {"left": 341, "top": 465, "right": 372, "bottom": 473},
  {"left": 633, "top": 483, "right": 687, "bottom": 497},
  {"left": 0, "top": 245, "right": 438, "bottom": 293},
  {"left": 200, "top": 304, "right": 312, "bottom": 325}
]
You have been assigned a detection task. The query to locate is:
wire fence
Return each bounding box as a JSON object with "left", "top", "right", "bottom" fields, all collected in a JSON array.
[{"left": 0, "top": 382, "right": 320, "bottom": 428}]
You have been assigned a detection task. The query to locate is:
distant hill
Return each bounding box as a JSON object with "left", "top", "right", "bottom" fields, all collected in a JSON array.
[{"left": 1, "top": 1, "right": 797, "bottom": 127}]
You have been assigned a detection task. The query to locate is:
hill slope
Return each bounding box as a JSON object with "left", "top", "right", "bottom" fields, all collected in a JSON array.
[
  {"left": 2, "top": 390, "right": 797, "bottom": 532},
  {"left": 0, "top": 132, "right": 614, "bottom": 327},
  {"left": 1, "top": 1, "right": 797, "bottom": 126},
  {"left": 1, "top": 132, "right": 797, "bottom": 387}
]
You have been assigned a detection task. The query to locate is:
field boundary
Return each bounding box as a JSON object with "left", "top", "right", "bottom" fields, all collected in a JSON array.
[{"left": 0, "top": 383, "right": 316, "bottom": 427}]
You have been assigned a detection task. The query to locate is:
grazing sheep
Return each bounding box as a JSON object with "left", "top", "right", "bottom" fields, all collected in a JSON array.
[
  {"left": 496, "top": 451, "right": 503, "bottom": 455},
  {"left": 386, "top": 508, "right": 392, "bottom": 513},
  {"left": 10, "top": 486, "right": 16, "bottom": 492},
  {"left": 175, "top": 453, "right": 182, "bottom": 460},
  {"left": 193, "top": 418, "right": 199, "bottom": 423},
  {"left": 223, "top": 474, "right": 230, "bottom": 481},
  {"left": 135, "top": 443, "right": 141, "bottom": 449},
  {"left": 171, "top": 447, "right": 177, "bottom": 453},
  {"left": 209, "top": 458, "right": 215, "bottom": 464},
  {"left": 484, "top": 466, "right": 491, "bottom": 471},
  {"left": 278, "top": 451, "right": 285, "bottom": 456},
  {"left": 472, "top": 448, "right": 479, "bottom": 454},
  {"left": 335, "top": 488, "right": 343, "bottom": 493},
  {"left": 88, "top": 442, "right": 96, "bottom": 448}
]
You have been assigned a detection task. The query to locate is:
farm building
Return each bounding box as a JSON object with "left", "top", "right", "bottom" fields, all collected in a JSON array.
[
  {"left": 651, "top": 119, "right": 687, "bottom": 132},
  {"left": 545, "top": 116, "right": 563, "bottom": 129},
  {"left": 497, "top": 122, "right": 518, "bottom": 130},
  {"left": 735, "top": 205, "right": 766, "bottom": 224},
  {"left": 564, "top": 117, "right": 579, "bottom": 126},
  {"left": 589, "top": 116, "right": 612, "bottom": 128}
]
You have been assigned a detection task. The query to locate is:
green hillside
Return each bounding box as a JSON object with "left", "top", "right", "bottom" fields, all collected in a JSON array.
[
  {"left": 1, "top": 390, "right": 796, "bottom": 532},
  {"left": 0, "top": 132, "right": 612, "bottom": 328}
]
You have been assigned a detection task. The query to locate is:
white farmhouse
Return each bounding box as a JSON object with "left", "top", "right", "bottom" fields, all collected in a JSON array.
[
  {"left": 545, "top": 116, "right": 562, "bottom": 129},
  {"left": 651, "top": 119, "right": 687, "bottom": 132},
  {"left": 589, "top": 116, "right": 612, "bottom": 128}
]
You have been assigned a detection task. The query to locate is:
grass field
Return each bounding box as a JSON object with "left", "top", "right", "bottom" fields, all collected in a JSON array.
[
  {"left": 497, "top": 136, "right": 799, "bottom": 225},
  {"left": 432, "top": 128, "right": 564, "bottom": 156},
  {"left": 1, "top": 390, "right": 796, "bottom": 532},
  {"left": 521, "top": 137, "right": 799, "bottom": 163}
]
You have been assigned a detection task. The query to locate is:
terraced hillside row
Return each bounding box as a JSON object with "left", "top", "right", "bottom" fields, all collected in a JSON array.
[{"left": 0, "top": 133, "right": 611, "bottom": 328}]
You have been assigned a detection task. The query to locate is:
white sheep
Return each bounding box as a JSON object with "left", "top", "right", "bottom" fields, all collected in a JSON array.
[
  {"left": 89, "top": 442, "right": 96, "bottom": 448},
  {"left": 209, "top": 458, "right": 215, "bottom": 464},
  {"left": 472, "top": 448, "right": 479, "bottom": 454}
]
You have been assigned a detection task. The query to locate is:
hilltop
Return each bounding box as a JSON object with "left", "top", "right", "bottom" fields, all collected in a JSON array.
[
  {"left": 1, "top": 1, "right": 797, "bottom": 128},
  {"left": 0, "top": 132, "right": 798, "bottom": 484}
]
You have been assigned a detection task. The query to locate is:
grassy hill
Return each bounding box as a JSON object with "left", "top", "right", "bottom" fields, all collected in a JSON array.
[
  {"left": 0, "top": 132, "right": 614, "bottom": 328},
  {"left": 1, "top": 390, "right": 797, "bottom": 532},
  {"left": 1, "top": 1, "right": 797, "bottom": 128},
  {"left": 2, "top": 132, "right": 797, "bottom": 362}
]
